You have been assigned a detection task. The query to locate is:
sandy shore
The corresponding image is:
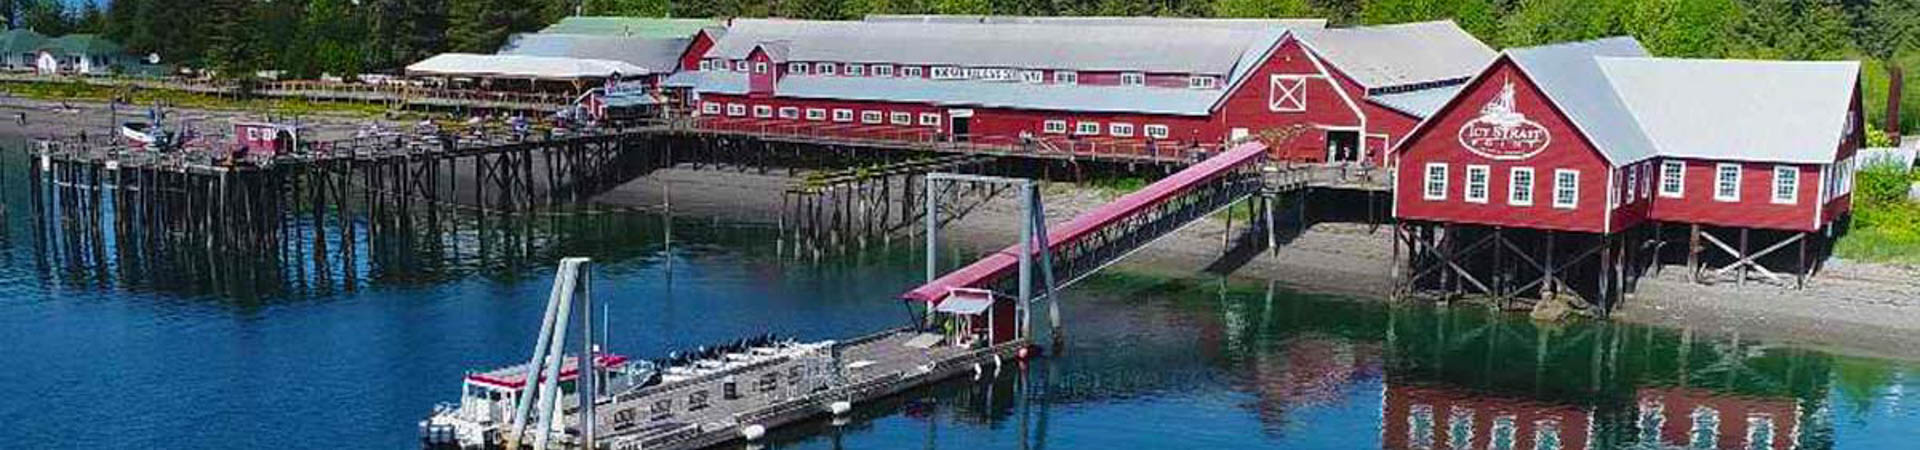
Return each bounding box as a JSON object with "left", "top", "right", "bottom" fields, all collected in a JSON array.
[{"left": 593, "top": 166, "right": 1920, "bottom": 361}]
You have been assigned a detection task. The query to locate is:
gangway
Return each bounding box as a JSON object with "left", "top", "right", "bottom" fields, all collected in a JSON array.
[{"left": 902, "top": 141, "right": 1280, "bottom": 326}]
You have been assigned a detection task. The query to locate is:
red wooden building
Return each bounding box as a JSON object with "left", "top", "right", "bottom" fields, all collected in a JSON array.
[
  {"left": 684, "top": 18, "right": 1491, "bottom": 164},
  {"left": 1391, "top": 37, "right": 1862, "bottom": 308}
]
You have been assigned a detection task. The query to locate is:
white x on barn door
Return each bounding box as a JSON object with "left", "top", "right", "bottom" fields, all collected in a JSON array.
[{"left": 1269, "top": 75, "right": 1307, "bottom": 112}]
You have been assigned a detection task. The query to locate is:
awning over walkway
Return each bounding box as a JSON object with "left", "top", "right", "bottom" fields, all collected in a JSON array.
[
  {"left": 406, "top": 53, "right": 650, "bottom": 80},
  {"left": 933, "top": 289, "right": 996, "bottom": 315}
]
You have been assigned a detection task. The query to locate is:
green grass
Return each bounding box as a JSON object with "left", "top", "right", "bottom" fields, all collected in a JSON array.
[
  {"left": 1835, "top": 166, "right": 1920, "bottom": 266},
  {"left": 1860, "top": 51, "right": 1920, "bottom": 136}
]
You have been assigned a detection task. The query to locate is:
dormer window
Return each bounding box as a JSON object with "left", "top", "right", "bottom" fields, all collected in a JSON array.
[
  {"left": 1120, "top": 72, "right": 1145, "bottom": 86},
  {"left": 873, "top": 65, "right": 894, "bottom": 77},
  {"left": 1188, "top": 75, "right": 1217, "bottom": 89},
  {"left": 699, "top": 60, "right": 714, "bottom": 71},
  {"left": 788, "top": 62, "right": 807, "bottom": 74},
  {"left": 1021, "top": 70, "right": 1044, "bottom": 84},
  {"left": 753, "top": 62, "right": 767, "bottom": 74},
  {"left": 1054, "top": 71, "right": 1077, "bottom": 85},
  {"left": 735, "top": 60, "right": 748, "bottom": 72},
  {"left": 902, "top": 66, "right": 923, "bottom": 78},
  {"left": 815, "top": 62, "right": 835, "bottom": 75},
  {"left": 847, "top": 64, "right": 865, "bottom": 77}
]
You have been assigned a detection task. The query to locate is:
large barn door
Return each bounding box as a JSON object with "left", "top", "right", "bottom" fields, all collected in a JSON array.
[
  {"left": 948, "top": 109, "right": 973, "bottom": 143},
  {"left": 1326, "top": 130, "right": 1360, "bottom": 162}
]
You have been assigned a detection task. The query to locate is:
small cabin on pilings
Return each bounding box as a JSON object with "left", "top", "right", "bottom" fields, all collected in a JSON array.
[{"left": 1391, "top": 37, "right": 1863, "bottom": 311}]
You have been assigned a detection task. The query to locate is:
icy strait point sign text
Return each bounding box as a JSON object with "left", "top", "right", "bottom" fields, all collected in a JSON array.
[{"left": 1457, "top": 79, "right": 1551, "bottom": 160}]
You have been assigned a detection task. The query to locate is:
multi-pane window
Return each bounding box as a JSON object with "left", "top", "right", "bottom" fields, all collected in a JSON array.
[
  {"left": 1109, "top": 123, "right": 1134, "bottom": 137},
  {"left": 1714, "top": 163, "right": 1741, "bottom": 202},
  {"left": 753, "top": 62, "right": 768, "bottom": 74},
  {"left": 702, "top": 101, "right": 720, "bottom": 114},
  {"left": 1075, "top": 121, "right": 1100, "bottom": 135},
  {"left": 873, "top": 65, "right": 893, "bottom": 77},
  {"left": 1626, "top": 166, "right": 1638, "bottom": 202},
  {"left": 1120, "top": 72, "right": 1146, "bottom": 86},
  {"left": 735, "top": 60, "right": 749, "bottom": 71},
  {"left": 752, "top": 105, "right": 772, "bottom": 118},
  {"left": 1464, "top": 165, "right": 1490, "bottom": 203},
  {"left": 700, "top": 60, "right": 714, "bottom": 71},
  {"left": 1022, "top": 70, "right": 1045, "bottom": 84},
  {"left": 1553, "top": 169, "right": 1579, "bottom": 209},
  {"left": 1423, "top": 163, "right": 1448, "bottom": 201},
  {"left": 1043, "top": 120, "right": 1067, "bottom": 134},
  {"left": 726, "top": 103, "right": 745, "bottom": 116},
  {"left": 1189, "top": 75, "right": 1217, "bottom": 89},
  {"left": 1509, "top": 167, "right": 1535, "bottom": 206},
  {"left": 902, "top": 66, "right": 923, "bottom": 78},
  {"left": 815, "top": 62, "right": 835, "bottom": 75},
  {"left": 1144, "top": 124, "right": 1170, "bottom": 139},
  {"left": 777, "top": 107, "right": 799, "bottom": 119},
  {"left": 918, "top": 113, "right": 940, "bottom": 126},
  {"left": 788, "top": 62, "right": 807, "bottom": 74},
  {"left": 1772, "top": 166, "right": 1799, "bottom": 204},
  {"left": 1660, "top": 161, "right": 1684, "bottom": 198},
  {"left": 805, "top": 108, "right": 826, "bottom": 121},
  {"left": 860, "top": 111, "right": 883, "bottom": 124},
  {"left": 832, "top": 109, "right": 853, "bottom": 122},
  {"left": 1054, "top": 71, "right": 1078, "bottom": 85},
  {"left": 847, "top": 64, "right": 866, "bottom": 76},
  {"left": 889, "top": 111, "right": 911, "bottom": 125}
]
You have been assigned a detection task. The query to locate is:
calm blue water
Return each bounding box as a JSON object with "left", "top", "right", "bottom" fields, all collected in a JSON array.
[{"left": 1, "top": 149, "right": 1918, "bottom": 449}]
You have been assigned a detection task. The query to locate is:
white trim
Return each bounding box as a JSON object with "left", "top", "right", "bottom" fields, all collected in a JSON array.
[
  {"left": 889, "top": 111, "right": 912, "bottom": 125},
  {"left": 805, "top": 108, "right": 826, "bottom": 121},
  {"left": 1144, "top": 124, "right": 1170, "bottom": 139},
  {"left": 902, "top": 66, "right": 922, "bottom": 78},
  {"left": 831, "top": 108, "right": 853, "bottom": 122},
  {"left": 1508, "top": 167, "right": 1535, "bottom": 206},
  {"left": 1021, "top": 70, "right": 1045, "bottom": 84},
  {"left": 1042, "top": 119, "right": 1067, "bottom": 134},
  {"left": 918, "top": 113, "right": 940, "bottom": 127},
  {"left": 1268, "top": 74, "right": 1309, "bottom": 112},
  {"left": 1423, "top": 163, "right": 1448, "bottom": 201},
  {"left": 1464, "top": 165, "right": 1490, "bottom": 204},
  {"left": 753, "top": 62, "right": 768, "bottom": 74},
  {"left": 752, "top": 104, "right": 773, "bottom": 118},
  {"left": 1771, "top": 165, "right": 1799, "bottom": 205},
  {"left": 1188, "top": 75, "right": 1217, "bottom": 89},
  {"left": 701, "top": 101, "right": 721, "bottom": 114},
  {"left": 1120, "top": 72, "right": 1145, "bottom": 86},
  {"left": 776, "top": 106, "right": 799, "bottom": 119},
  {"left": 1074, "top": 121, "right": 1100, "bottom": 136},
  {"left": 1659, "top": 160, "right": 1684, "bottom": 198},
  {"left": 787, "top": 62, "right": 807, "bottom": 74},
  {"left": 1109, "top": 122, "right": 1134, "bottom": 137},
  {"left": 1553, "top": 169, "right": 1579, "bottom": 210},
  {"left": 726, "top": 103, "right": 746, "bottom": 117},
  {"left": 873, "top": 65, "right": 894, "bottom": 77},
  {"left": 846, "top": 64, "right": 866, "bottom": 77},
  {"left": 1053, "top": 70, "right": 1077, "bottom": 85},
  {"left": 860, "top": 110, "right": 883, "bottom": 124},
  {"left": 815, "top": 62, "right": 835, "bottom": 75},
  {"left": 1714, "top": 163, "right": 1741, "bottom": 202}
]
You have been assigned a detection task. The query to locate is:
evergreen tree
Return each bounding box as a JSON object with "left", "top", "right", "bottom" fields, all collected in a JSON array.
[
  {"left": 1849, "top": 0, "right": 1920, "bottom": 133},
  {"left": 20, "top": 0, "right": 70, "bottom": 35},
  {"left": 1735, "top": 0, "right": 1851, "bottom": 59},
  {"left": 74, "top": 0, "right": 105, "bottom": 34},
  {"left": 1213, "top": 0, "right": 1314, "bottom": 18},
  {"left": 449, "top": 0, "right": 547, "bottom": 53},
  {"left": 202, "top": 0, "right": 259, "bottom": 79},
  {"left": 369, "top": 0, "right": 450, "bottom": 71}
]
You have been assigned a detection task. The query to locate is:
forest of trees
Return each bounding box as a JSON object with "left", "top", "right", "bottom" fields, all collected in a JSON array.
[{"left": 0, "top": 0, "right": 1913, "bottom": 130}]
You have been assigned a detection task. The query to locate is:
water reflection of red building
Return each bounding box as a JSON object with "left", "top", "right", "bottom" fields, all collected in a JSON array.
[
  {"left": 1635, "top": 387, "right": 1800, "bottom": 450},
  {"left": 1381, "top": 383, "right": 1592, "bottom": 450},
  {"left": 1243, "top": 336, "right": 1384, "bottom": 431}
]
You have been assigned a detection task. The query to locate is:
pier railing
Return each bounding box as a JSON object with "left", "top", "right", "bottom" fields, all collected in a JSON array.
[{"left": 690, "top": 116, "right": 1227, "bottom": 164}]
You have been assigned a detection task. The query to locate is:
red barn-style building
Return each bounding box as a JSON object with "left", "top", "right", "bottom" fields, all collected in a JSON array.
[
  {"left": 1391, "top": 37, "right": 1863, "bottom": 309},
  {"left": 684, "top": 18, "right": 1491, "bottom": 164}
]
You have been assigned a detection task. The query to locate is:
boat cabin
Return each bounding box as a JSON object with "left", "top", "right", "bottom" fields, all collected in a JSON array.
[
  {"left": 455, "top": 354, "right": 641, "bottom": 426},
  {"left": 233, "top": 122, "right": 301, "bottom": 156}
]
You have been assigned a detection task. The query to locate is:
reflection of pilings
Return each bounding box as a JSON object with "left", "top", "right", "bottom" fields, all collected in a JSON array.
[{"left": 779, "top": 154, "right": 1002, "bottom": 259}]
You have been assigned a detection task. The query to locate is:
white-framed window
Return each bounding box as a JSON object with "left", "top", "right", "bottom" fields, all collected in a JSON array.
[
  {"left": 1042, "top": 119, "right": 1067, "bottom": 134},
  {"left": 902, "top": 66, "right": 923, "bottom": 78},
  {"left": 246, "top": 127, "right": 260, "bottom": 140},
  {"left": 1553, "top": 169, "right": 1579, "bottom": 209},
  {"left": 832, "top": 108, "right": 853, "bottom": 122},
  {"left": 1109, "top": 122, "right": 1134, "bottom": 137},
  {"left": 1144, "top": 124, "right": 1170, "bottom": 139},
  {"left": 1714, "top": 163, "right": 1741, "bottom": 202},
  {"left": 931, "top": 66, "right": 964, "bottom": 80},
  {"left": 787, "top": 62, "right": 807, "bottom": 74},
  {"left": 815, "top": 62, "right": 835, "bottom": 75},
  {"left": 1054, "top": 71, "right": 1078, "bottom": 85},
  {"left": 1423, "top": 163, "right": 1448, "bottom": 201},
  {"left": 777, "top": 106, "right": 799, "bottom": 119},
  {"left": 1626, "top": 165, "right": 1638, "bottom": 202},
  {"left": 860, "top": 110, "right": 883, "bottom": 124},
  {"left": 873, "top": 65, "right": 893, "bottom": 77},
  {"left": 752, "top": 105, "right": 773, "bottom": 118},
  {"left": 700, "top": 59, "right": 714, "bottom": 71},
  {"left": 1074, "top": 121, "right": 1100, "bottom": 135},
  {"left": 1464, "top": 165, "right": 1490, "bottom": 203},
  {"left": 1189, "top": 75, "right": 1217, "bottom": 89},
  {"left": 1120, "top": 72, "right": 1145, "bottom": 86},
  {"left": 702, "top": 101, "right": 721, "bottom": 114},
  {"left": 847, "top": 64, "right": 865, "bottom": 77},
  {"left": 805, "top": 108, "right": 827, "bottom": 121},
  {"left": 1269, "top": 74, "right": 1307, "bottom": 112},
  {"left": 918, "top": 113, "right": 940, "bottom": 126},
  {"left": 1509, "top": 167, "right": 1535, "bottom": 206},
  {"left": 735, "top": 60, "right": 749, "bottom": 71},
  {"left": 726, "top": 103, "right": 746, "bottom": 117},
  {"left": 753, "top": 62, "right": 768, "bottom": 74},
  {"left": 1640, "top": 163, "right": 1652, "bottom": 199},
  {"left": 1021, "top": 70, "right": 1045, "bottom": 84},
  {"left": 889, "top": 111, "right": 911, "bottom": 125},
  {"left": 1772, "top": 165, "right": 1799, "bottom": 204},
  {"left": 1660, "top": 160, "right": 1685, "bottom": 198}
]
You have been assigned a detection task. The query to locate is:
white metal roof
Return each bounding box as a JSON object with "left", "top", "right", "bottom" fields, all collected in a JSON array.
[
  {"left": 1296, "top": 21, "right": 1495, "bottom": 90},
  {"left": 697, "top": 71, "right": 1220, "bottom": 116},
  {"left": 705, "top": 19, "right": 1281, "bottom": 75},
  {"left": 406, "top": 53, "right": 650, "bottom": 79},
  {"left": 499, "top": 34, "right": 692, "bottom": 73},
  {"left": 1369, "top": 84, "right": 1464, "bottom": 118},
  {"left": 1598, "top": 57, "right": 1860, "bottom": 164},
  {"left": 863, "top": 14, "right": 1327, "bottom": 30},
  {"left": 1505, "top": 37, "right": 1659, "bottom": 165}
]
